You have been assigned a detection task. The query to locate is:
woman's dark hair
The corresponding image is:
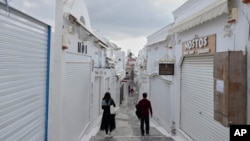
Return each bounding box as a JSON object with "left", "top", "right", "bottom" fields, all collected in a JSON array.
[{"left": 103, "top": 92, "right": 111, "bottom": 102}]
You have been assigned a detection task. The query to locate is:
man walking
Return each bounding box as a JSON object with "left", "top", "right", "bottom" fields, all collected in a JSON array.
[{"left": 137, "top": 93, "right": 153, "bottom": 136}]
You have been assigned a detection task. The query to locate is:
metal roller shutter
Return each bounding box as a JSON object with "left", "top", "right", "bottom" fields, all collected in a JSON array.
[
  {"left": 150, "top": 76, "right": 171, "bottom": 131},
  {"left": 180, "top": 56, "right": 229, "bottom": 141},
  {"left": 0, "top": 3, "right": 50, "bottom": 141},
  {"left": 62, "top": 62, "right": 91, "bottom": 141}
]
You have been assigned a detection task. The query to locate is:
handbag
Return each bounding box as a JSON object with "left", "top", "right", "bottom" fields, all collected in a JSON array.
[{"left": 110, "top": 105, "right": 116, "bottom": 115}]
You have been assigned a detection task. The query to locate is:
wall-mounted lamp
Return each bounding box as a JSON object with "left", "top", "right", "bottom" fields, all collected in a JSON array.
[
  {"left": 228, "top": 8, "right": 238, "bottom": 23},
  {"left": 62, "top": 34, "right": 69, "bottom": 50}
]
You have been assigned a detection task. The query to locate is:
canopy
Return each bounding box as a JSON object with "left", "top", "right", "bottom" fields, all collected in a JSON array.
[{"left": 170, "top": 0, "right": 229, "bottom": 33}]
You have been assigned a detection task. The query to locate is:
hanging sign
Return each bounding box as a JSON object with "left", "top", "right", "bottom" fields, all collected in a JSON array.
[
  {"left": 182, "top": 34, "right": 216, "bottom": 55},
  {"left": 159, "top": 63, "right": 174, "bottom": 75}
]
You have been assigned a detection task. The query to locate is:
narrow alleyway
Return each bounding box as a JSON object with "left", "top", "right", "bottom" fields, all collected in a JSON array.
[{"left": 89, "top": 83, "right": 175, "bottom": 141}]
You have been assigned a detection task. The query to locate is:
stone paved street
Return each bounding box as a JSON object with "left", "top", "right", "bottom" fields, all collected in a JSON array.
[{"left": 90, "top": 86, "right": 175, "bottom": 141}]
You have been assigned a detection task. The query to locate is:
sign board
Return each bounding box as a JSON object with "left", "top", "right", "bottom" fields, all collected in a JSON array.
[
  {"left": 216, "top": 79, "right": 224, "bottom": 93},
  {"left": 94, "top": 68, "right": 106, "bottom": 76},
  {"left": 159, "top": 63, "right": 174, "bottom": 75},
  {"left": 128, "top": 61, "right": 136, "bottom": 65},
  {"left": 182, "top": 34, "right": 216, "bottom": 55}
]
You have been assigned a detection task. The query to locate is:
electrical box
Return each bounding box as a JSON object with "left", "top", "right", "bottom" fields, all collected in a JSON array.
[{"left": 214, "top": 51, "right": 247, "bottom": 127}]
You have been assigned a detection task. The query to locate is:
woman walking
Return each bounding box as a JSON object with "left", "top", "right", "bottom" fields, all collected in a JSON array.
[{"left": 100, "top": 92, "right": 116, "bottom": 138}]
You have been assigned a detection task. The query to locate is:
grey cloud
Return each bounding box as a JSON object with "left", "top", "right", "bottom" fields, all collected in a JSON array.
[
  {"left": 9, "top": 0, "right": 55, "bottom": 26},
  {"left": 85, "top": 0, "right": 172, "bottom": 39}
]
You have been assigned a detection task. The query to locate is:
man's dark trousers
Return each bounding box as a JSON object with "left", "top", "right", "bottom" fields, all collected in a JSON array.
[{"left": 140, "top": 116, "right": 149, "bottom": 135}]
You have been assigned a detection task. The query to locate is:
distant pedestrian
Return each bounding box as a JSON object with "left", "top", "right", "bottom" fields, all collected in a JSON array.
[
  {"left": 137, "top": 93, "right": 153, "bottom": 136},
  {"left": 130, "top": 87, "right": 134, "bottom": 95},
  {"left": 100, "top": 92, "right": 116, "bottom": 138}
]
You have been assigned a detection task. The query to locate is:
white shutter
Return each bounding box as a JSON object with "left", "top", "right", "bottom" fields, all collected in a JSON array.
[
  {"left": 0, "top": 3, "right": 50, "bottom": 141},
  {"left": 150, "top": 76, "right": 171, "bottom": 132},
  {"left": 180, "top": 56, "right": 229, "bottom": 141},
  {"left": 62, "top": 62, "right": 91, "bottom": 141}
]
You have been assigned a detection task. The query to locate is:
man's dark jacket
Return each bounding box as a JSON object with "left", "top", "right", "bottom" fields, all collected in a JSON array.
[{"left": 137, "top": 98, "right": 152, "bottom": 118}]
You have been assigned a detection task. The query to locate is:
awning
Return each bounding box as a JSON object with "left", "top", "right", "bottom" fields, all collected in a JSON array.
[
  {"left": 106, "top": 59, "right": 116, "bottom": 64},
  {"left": 170, "top": 0, "right": 229, "bottom": 33},
  {"left": 67, "top": 13, "right": 108, "bottom": 48},
  {"left": 98, "top": 41, "right": 108, "bottom": 49},
  {"left": 146, "top": 23, "right": 173, "bottom": 46}
]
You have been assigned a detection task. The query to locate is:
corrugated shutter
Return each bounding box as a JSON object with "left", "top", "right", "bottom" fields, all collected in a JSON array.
[
  {"left": 62, "top": 62, "right": 91, "bottom": 141},
  {"left": 0, "top": 3, "right": 50, "bottom": 141},
  {"left": 150, "top": 76, "right": 171, "bottom": 132},
  {"left": 180, "top": 56, "right": 229, "bottom": 141}
]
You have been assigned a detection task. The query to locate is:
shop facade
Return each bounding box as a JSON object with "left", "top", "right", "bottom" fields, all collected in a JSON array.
[{"left": 171, "top": 0, "right": 249, "bottom": 140}]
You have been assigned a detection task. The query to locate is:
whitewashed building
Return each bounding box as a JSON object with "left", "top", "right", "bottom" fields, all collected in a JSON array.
[
  {"left": 170, "top": 0, "right": 250, "bottom": 141},
  {"left": 135, "top": 48, "right": 149, "bottom": 98},
  {"left": 104, "top": 41, "right": 118, "bottom": 104},
  {"left": 50, "top": 0, "right": 113, "bottom": 141},
  {"left": 138, "top": 0, "right": 250, "bottom": 141},
  {"left": 90, "top": 32, "right": 108, "bottom": 126},
  {"left": 113, "top": 47, "right": 126, "bottom": 104},
  {"left": 143, "top": 23, "right": 176, "bottom": 133},
  {"left": 0, "top": 2, "right": 51, "bottom": 140}
]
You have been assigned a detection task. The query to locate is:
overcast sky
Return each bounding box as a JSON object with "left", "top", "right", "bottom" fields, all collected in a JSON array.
[
  {"left": 2, "top": 0, "right": 55, "bottom": 26},
  {"left": 85, "top": 0, "right": 187, "bottom": 55},
  {"left": 3, "top": 0, "right": 187, "bottom": 55}
]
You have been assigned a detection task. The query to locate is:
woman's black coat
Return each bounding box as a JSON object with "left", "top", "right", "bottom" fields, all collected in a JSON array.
[{"left": 100, "top": 98, "right": 116, "bottom": 131}]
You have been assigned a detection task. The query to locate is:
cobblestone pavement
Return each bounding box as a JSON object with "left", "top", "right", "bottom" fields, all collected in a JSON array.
[{"left": 90, "top": 83, "right": 175, "bottom": 141}]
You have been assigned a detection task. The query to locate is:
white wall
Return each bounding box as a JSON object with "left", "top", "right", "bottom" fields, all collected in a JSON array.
[
  {"left": 145, "top": 38, "right": 177, "bottom": 133},
  {"left": 49, "top": 0, "right": 64, "bottom": 140},
  {"left": 147, "top": 43, "right": 170, "bottom": 75}
]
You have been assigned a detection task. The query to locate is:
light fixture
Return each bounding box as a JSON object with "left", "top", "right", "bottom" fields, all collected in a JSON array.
[{"left": 62, "top": 34, "right": 69, "bottom": 50}]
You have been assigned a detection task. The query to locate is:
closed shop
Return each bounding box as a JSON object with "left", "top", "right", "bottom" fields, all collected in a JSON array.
[
  {"left": 0, "top": 3, "right": 50, "bottom": 141},
  {"left": 180, "top": 34, "right": 229, "bottom": 141},
  {"left": 150, "top": 76, "right": 171, "bottom": 132},
  {"left": 180, "top": 55, "right": 229, "bottom": 141},
  {"left": 62, "top": 53, "right": 91, "bottom": 141}
]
